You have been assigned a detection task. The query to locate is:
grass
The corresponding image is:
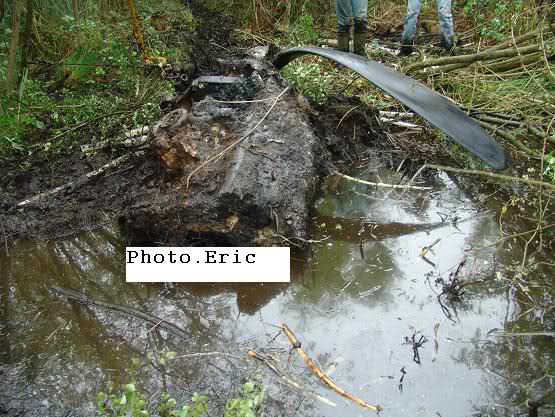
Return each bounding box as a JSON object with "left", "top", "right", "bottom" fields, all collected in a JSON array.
[{"left": 0, "top": 0, "right": 195, "bottom": 160}]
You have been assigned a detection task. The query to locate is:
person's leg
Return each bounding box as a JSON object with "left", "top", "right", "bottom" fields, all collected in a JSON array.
[
  {"left": 352, "top": 0, "right": 368, "bottom": 56},
  {"left": 400, "top": 0, "right": 422, "bottom": 55},
  {"left": 437, "top": 0, "right": 455, "bottom": 51},
  {"left": 336, "top": 0, "right": 352, "bottom": 52}
]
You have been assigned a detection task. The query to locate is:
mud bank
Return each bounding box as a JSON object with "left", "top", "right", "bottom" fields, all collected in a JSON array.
[
  {"left": 0, "top": 51, "right": 384, "bottom": 245},
  {"left": 121, "top": 55, "right": 327, "bottom": 246}
]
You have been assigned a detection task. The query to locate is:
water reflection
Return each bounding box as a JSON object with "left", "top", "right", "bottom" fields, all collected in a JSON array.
[{"left": 0, "top": 167, "right": 554, "bottom": 417}]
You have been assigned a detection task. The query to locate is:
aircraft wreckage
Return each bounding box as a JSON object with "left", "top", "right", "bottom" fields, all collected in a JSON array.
[{"left": 121, "top": 47, "right": 509, "bottom": 246}]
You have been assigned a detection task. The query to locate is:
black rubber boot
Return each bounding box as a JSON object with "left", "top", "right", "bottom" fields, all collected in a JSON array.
[
  {"left": 337, "top": 24, "right": 350, "bottom": 52},
  {"left": 399, "top": 35, "right": 414, "bottom": 56},
  {"left": 353, "top": 19, "right": 367, "bottom": 57},
  {"left": 440, "top": 34, "right": 455, "bottom": 55}
]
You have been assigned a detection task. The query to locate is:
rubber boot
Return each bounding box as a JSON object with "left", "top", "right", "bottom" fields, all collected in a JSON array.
[
  {"left": 399, "top": 34, "right": 414, "bottom": 56},
  {"left": 337, "top": 24, "right": 350, "bottom": 52},
  {"left": 353, "top": 19, "right": 367, "bottom": 57},
  {"left": 440, "top": 34, "right": 455, "bottom": 55}
]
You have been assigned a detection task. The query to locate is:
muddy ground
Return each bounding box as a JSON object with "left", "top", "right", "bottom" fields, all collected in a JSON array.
[
  {"left": 0, "top": 2, "right": 465, "bottom": 246},
  {"left": 2, "top": 5, "right": 555, "bottom": 417}
]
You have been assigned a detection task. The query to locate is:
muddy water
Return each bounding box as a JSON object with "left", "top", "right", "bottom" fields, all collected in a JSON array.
[{"left": 1, "top": 166, "right": 554, "bottom": 417}]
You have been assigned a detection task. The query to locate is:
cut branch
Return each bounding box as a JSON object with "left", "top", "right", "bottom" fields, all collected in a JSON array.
[
  {"left": 337, "top": 172, "right": 432, "bottom": 191},
  {"left": 247, "top": 350, "right": 337, "bottom": 407},
  {"left": 485, "top": 52, "right": 545, "bottom": 72},
  {"left": 281, "top": 323, "right": 383, "bottom": 412},
  {"left": 407, "top": 164, "right": 555, "bottom": 192},
  {"left": 477, "top": 120, "right": 540, "bottom": 157},
  {"left": 405, "top": 43, "right": 545, "bottom": 74}
]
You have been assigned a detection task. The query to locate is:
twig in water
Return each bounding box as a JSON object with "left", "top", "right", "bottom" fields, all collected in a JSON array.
[
  {"left": 247, "top": 350, "right": 337, "bottom": 407},
  {"left": 431, "top": 323, "right": 440, "bottom": 362},
  {"left": 174, "top": 351, "right": 245, "bottom": 361},
  {"left": 337, "top": 171, "right": 432, "bottom": 191},
  {"left": 403, "top": 330, "right": 427, "bottom": 365},
  {"left": 469, "top": 223, "right": 555, "bottom": 251},
  {"left": 398, "top": 366, "right": 407, "bottom": 392},
  {"left": 281, "top": 323, "right": 383, "bottom": 412},
  {"left": 420, "top": 238, "right": 441, "bottom": 258},
  {"left": 186, "top": 86, "right": 290, "bottom": 188}
]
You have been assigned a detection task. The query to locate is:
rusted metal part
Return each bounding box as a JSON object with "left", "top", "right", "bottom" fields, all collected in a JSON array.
[{"left": 273, "top": 47, "right": 509, "bottom": 170}]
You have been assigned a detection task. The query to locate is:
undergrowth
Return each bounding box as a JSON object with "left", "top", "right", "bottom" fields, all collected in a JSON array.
[
  {"left": 96, "top": 352, "right": 264, "bottom": 417},
  {"left": 0, "top": 0, "right": 195, "bottom": 160}
]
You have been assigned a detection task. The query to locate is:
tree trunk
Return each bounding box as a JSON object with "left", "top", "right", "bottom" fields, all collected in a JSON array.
[
  {"left": 126, "top": 0, "right": 147, "bottom": 58},
  {"left": 72, "top": 0, "right": 78, "bottom": 21},
  {"left": 5, "top": 0, "right": 22, "bottom": 96},
  {"left": 20, "top": 0, "right": 33, "bottom": 74}
]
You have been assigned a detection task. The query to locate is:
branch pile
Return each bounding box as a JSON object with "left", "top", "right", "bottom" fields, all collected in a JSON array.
[
  {"left": 402, "top": 24, "right": 555, "bottom": 159},
  {"left": 404, "top": 26, "right": 554, "bottom": 77}
]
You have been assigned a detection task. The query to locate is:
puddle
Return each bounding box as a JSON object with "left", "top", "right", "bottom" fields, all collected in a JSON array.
[{"left": 1, "top": 166, "right": 554, "bottom": 417}]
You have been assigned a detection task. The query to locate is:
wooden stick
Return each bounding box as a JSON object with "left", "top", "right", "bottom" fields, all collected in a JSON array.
[
  {"left": 186, "top": 86, "right": 290, "bottom": 188},
  {"left": 337, "top": 172, "right": 432, "bottom": 191},
  {"left": 420, "top": 238, "right": 441, "bottom": 258},
  {"left": 421, "top": 29, "right": 550, "bottom": 76},
  {"left": 486, "top": 27, "right": 545, "bottom": 52},
  {"left": 17, "top": 152, "right": 137, "bottom": 207},
  {"left": 486, "top": 52, "right": 546, "bottom": 73},
  {"left": 247, "top": 350, "right": 337, "bottom": 407},
  {"left": 404, "top": 43, "right": 545, "bottom": 74},
  {"left": 407, "top": 163, "right": 555, "bottom": 193},
  {"left": 477, "top": 120, "right": 540, "bottom": 157},
  {"left": 281, "top": 323, "right": 383, "bottom": 412}
]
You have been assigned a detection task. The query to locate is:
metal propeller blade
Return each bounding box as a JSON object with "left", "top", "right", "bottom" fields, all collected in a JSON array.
[{"left": 273, "top": 47, "right": 509, "bottom": 171}]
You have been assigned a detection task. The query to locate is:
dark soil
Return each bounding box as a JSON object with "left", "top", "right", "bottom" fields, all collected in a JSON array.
[
  {"left": 0, "top": 2, "right": 448, "bottom": 245},
  {"left": 0, "top": 2, "right": 238, "bottom": 243},
  {"left": 0, "top": 76, "right": 388, "bottom": 247}
]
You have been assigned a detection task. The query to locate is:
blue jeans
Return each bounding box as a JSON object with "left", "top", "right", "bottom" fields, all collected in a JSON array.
[
  {"left": 336, "top": 0, "right": 368, "bottom": 28},
  {"left": 401, "top": 0, "right": 454, "bottom": 45}
]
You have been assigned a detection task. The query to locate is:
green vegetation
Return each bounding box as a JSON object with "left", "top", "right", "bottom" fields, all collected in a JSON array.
[
  {"left": 0, "top": 0, "right": 195, "bottom": 159},
  {"left": 242, "top": 0, "right": 554, "bottom": 185},
  {"left": 461, "top": 0, "right": 523, "bottom": 41},
  {"left": 95, "top": 352, "right": 264, "bottom": 417},
  {"left": 224, "top": 381, "right": 265, "bottom": 417},
  {"left": 97, "top": 380, "right": 264, "bottom": 417},
  {"left": 96, "top": 383, "right": 210, "bottom": 417}
]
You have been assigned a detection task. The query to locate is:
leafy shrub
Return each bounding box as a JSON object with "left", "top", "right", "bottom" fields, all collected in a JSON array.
[
  {"left": 283, "top": 61, "right": 335, "bottom": 102},
  {"left": 286, "top": 14, "right": 319, "bottom": 46},
  {"left": 461, "top": 0, "right": 522, "bottom": 41},
  {"left": 544, "top": 153, "right": 555, "bottom": 185},
  {"left": 224, "top": 381, "right": 264, "bottom": 417},
  {"left": 0, "top": 0, "right": 192, "bottom": 159}
]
